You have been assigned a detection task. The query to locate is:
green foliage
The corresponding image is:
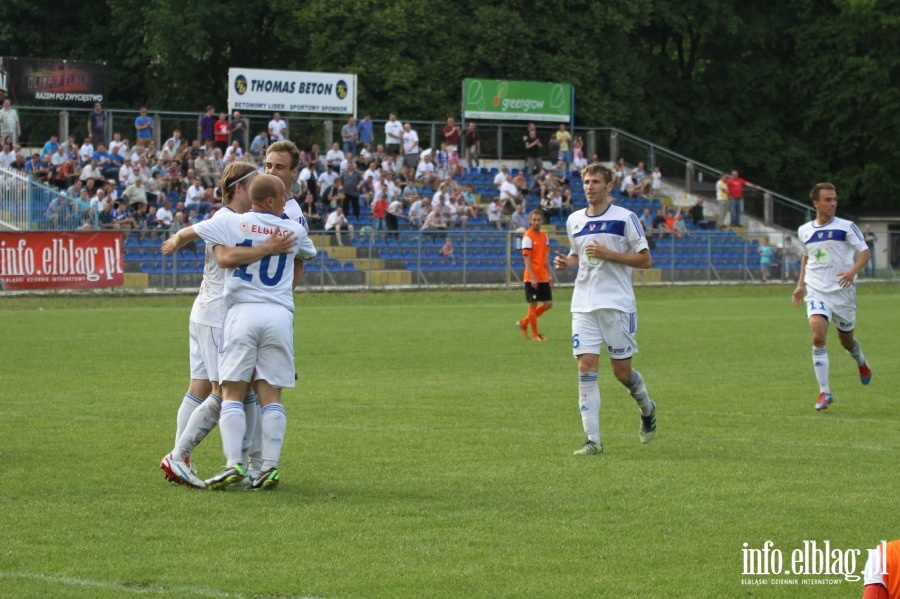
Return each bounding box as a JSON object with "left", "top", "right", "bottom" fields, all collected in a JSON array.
[
  {"left": 2, "top": 0, "right": 899, "bottom": 209},
  {"left": 0, "top": 285, "right": 898, "bottom": 597}
]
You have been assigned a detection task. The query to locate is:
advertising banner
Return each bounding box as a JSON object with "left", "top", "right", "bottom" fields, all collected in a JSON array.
[
  {"left": 463, "top": 79, "right": 572, "bottom": 122},
  {"left": 228, "top": 68, "right": 356, "bottom": 115},
  {"left": 0, "top": 56, "right": 107, "bottom": 104},
  {"left": 0, "top": 231, "right": 123, "bottom": 290}
]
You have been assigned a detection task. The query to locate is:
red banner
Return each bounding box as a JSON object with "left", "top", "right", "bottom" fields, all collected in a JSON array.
[{"left": 0, "top": 232, "right": 123, "bottom": 290}]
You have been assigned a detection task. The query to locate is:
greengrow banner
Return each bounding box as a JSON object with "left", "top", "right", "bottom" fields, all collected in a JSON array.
[
  {"left": 463, "top": 79, "right": 572, "bottom": 122},
  {"left": 228, "top": 68, "right": 356, "bottom": 115},
  {"left": 0, "top": 56, "right": 107, "bottom": 104},
  {"left": 0, "top": 231, "right": 123, "bottom": 290}
]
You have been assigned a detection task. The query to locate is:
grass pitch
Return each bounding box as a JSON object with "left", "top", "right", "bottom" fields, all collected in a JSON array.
[{"left": 0, "top": 283, "right": 897, "bottom": 598}]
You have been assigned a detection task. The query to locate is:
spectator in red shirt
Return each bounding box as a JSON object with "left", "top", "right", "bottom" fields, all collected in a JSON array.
[
  {"left": 725, "top": 169, "right": 761, "bottom": 227},
  {"left": 213, "top": 113, "right": 230, "bottom": 154}
]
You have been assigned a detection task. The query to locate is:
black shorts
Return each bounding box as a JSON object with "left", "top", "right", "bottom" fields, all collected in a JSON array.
[{"left": 524, "top": 282, "right": 552, "bottom": 303}]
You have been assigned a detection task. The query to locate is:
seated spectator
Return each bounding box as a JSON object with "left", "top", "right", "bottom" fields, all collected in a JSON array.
[
  {"left": 53, "top": 156, "right": 81, "bottom": 189},
  {"left": 45, "top": 193, "right": 75, "bottom": 229},
  {"left": 112, "top": 199, "right": 136, "bottom": 229},
  {"left": 407, "top": 195, "right": 428, "bottom": 228},
  {"left": 79, "top": 159, "right": 105, "bottom": 186},
  {"left": 156, "top": 199, "right": 174, "bottom": 229},
  {"left": 300, "top": 193, "right": 324, "bottom": 230},
  {"left": 640, "top": 207, "right": 654, "bottom": 233},
  {"left": 324, "top": 205, "right": 354, "bottom": 246},
  {"left": 462, "top": 185, "right": 481, "bottom": 218},
  {"left": 415, "top": 153, "right": 440, "bottom": 190},
  {"left": 97, "top": 199, "right": 117, "bottom": 229},
  {"left": 193, "top": 149, "right": 215, "bottom": 187},
  {"left": 78, "top": 138, "right": 95, "bottom": 164},
  {"left": 671, "top": 208, "right": 689, "bottom": 238},
  {"left": 493, "top": 165, "right": 510, "bottom": 188},
  {"left": 326, "top": 177, "right": 345, "bottom": 212},
  {"left": 511, "top": 203, "right": 529, "bottom": 232},
  {"left": 651, "top": 208, "right": 670, "bottom": 240},
  {"left": 223, "top": 140, "right": 243, "bottom": 162},
  {"left": 499, "top": 175, "right": 522, "bottom": 213},
  {"left": 487, "top": 197, "right": 509, "bottom": 230},
  {"left": 688, "top": 198, "right": 715, "bottom": 230},
  {"left": 440, "top": 236, "right": 455, "bottom": 263},
  {"left": 184, "top": 178, "right": 210, "bottom": 215},
  {"left": 121, "top": 177, "right": 148, "bottom": 207},
  {"left": 249, "top": 130, "right": 268, "bottom": 160},
  {"left": 325, "top": 142, "right": 343, "bottom": 170},
  {"left": 25, "top": 153, "right": 50, "bottom": 183},
  {"left": 420, "top": 205, "right": 448, "bottom": 240},
  {"left": 386, "top": 196, "right": 406, "bottom": 241}
]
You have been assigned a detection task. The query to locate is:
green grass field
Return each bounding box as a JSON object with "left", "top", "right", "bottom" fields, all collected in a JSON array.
[{"left": 0, "top": 284, "right": 897, "bottom": 598}]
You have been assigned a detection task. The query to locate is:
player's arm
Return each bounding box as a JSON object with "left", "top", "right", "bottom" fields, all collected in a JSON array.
[
  {"left": 592, "top": 242, "right": 652, "bottom": 269},
  {"left": 161, "top": 226, "right": 200, "bottom": 254},
  {"left": 792, "top": 255, "right": 807, "bottom": 306},
  {"left": 292, "top": 257, "right": 304, "bottom": 288},
  {"left": 215, "top": 228, "right": 298, "bottom": 269},
  {"left": 523, "top": 250, "right": 538, "bottom": 285},
  {"left": 553, "top": 250, "right": 578, "bottom": 271},
  {"left": 838, "top": 248, "right": 870, "bottom": 288},
  {"left": 862, "top": 583, "right": 889, "bottom": 599}
]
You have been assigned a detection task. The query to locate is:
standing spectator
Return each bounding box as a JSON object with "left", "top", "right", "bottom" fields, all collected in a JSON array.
[
  {"left": 384, "top": 113, "right": 403, "bottom": 156},
  {"left": 46, "top": 193, "right": 74, "bottom": 229},
  {"left": 553, "top": 163, "right": 656, "bottom": 455},
  {"left": 87, "top": 102, "right": 106, "bottom": 146},
  {"left": 791, "top": 182, "right": 872, "bottom": 411},
  {"left": 516, "top": 209, "right": 553, "bottom": 341},
  {"left": 716, "top": 172, "right": 730, "bottom": 227},
  {"left": 386, "top": 195, "right": 405, "bottom": 241},
  {"left": 863, "top": 224, "right": 877, "bottom": 277},
  {"left": 370, "top": 188, "right": 388, "bottom": 238},
  {"left": 555, "top": 123, "right": 572, "bottom": 170},
  {"left": 523, "top": 123, "right": 543, "bottom": 176},
  {"left": 134, "top": 106, "right": 154, "bottom": 148},
  {"left": 443, "top": 116, "right": 460, "bottom": 153},
  {"left": 325, "top": 142, "right": 343, "bottom": 170},
  {"left": 341, "top": 116, "right": 358, "bottom": 155},
  {"left": 650, "top": 166, "right": 662, "bottom": 198},
  {"left": 0, "top": 98, "right": 21, "bottom": 146},
  {"left": 229, "top": 110, "right": 247, "bottom": 150},
  {"left": 268, "top": 111, "right": 287, "bottom": 141},
  {"left": 402, "top": 123, "right": 419, "bottom": 169},
  {"left": 463, "top": 121, "right": 480, "bottom": 169},
  {"left": 357, "top": 112, "right": 373, "bottom": 149},
  {"left": 341, "top": 162, "right": 363, "bottom": 219},
  {"left": 197, "top": 105, "right": 215, "bottom": 145},
  {"left": 213, "top": 112, "right": 230, "bottom": 153},
  {"left": 780, "top": 237, "right": 800, "bottom": 281},
  {"left": 758, "top": 237, "right": 773, "bottom": 281},
  {"left": 725, "top": 169, "right": 761, "bottom": 227}
]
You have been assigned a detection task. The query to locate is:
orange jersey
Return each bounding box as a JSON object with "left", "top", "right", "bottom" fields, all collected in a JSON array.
[
  {"left": 864, "top": 540, "right": 900, "bottom": 599},
  {"left": 522, "top": 228, "right": 550, "bottom": 283}
]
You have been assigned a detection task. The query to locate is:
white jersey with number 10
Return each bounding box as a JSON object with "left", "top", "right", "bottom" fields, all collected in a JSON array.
[{"left": 192, "top": 210, "right": 316, "bottom": 311}]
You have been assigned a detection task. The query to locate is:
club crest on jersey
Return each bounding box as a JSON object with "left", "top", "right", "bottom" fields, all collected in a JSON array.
[{"left": 239, "top": 221, "right": 250, "bottom": 232}]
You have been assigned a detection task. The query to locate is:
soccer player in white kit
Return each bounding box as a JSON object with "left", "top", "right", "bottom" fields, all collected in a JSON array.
[
  {"left": 553, "top": 164, "right": 657, "bottom": 455},
  {"left": 159, "top": 162, "right": 296, "bottom": 488},
  {"left": 791, "top": 182, "right": 872, "bottom": 411},
  {"left": 186, "top": 174, "right": 316, "bottom": 490}
]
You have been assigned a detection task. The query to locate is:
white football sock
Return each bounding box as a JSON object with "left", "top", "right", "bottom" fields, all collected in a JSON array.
[
  {"left": 219, "top": 401, "right": 246, "bottom": 468},
  {"left": 174, "top": 394, "right": 221, "bottom": 459},
  {"left": 578, "top": 372, "right": 601, "bottom": 444},
  {"left": 626, "top": 370, "right": 654, "bottom": 416},
  {"left": 261, "top": 403, "right": 287, "bottom": 471},
  {"left": 175, "top": 393, "right": 204, "bottom": 444},
  {"left": 847, "top": 339, "right": 866, "bottom": 366},
  {"left": 242, "top": 391, "right": 260, "bottom": 469},
  {"left": 813, "top": 346, "right": 830, "bottom": 393}
]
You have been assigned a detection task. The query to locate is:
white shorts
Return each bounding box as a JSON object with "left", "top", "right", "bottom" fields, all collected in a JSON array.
[
  {"left": 572, "top": 309, "right": 639, "bottom": 359},
  {"left": 188, "top": 321, "right": 222, "bottom": 381},
  {"left": 804, "top": 287, "right": 857, "bottom": 332},
  {"left": 218, "top": 303, "right": 296, "bottom": 388}
]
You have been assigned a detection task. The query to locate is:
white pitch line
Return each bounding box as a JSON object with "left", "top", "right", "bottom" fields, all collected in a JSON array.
[{"left": 0, "top": 571, "right": 330, "bottom": 599}]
